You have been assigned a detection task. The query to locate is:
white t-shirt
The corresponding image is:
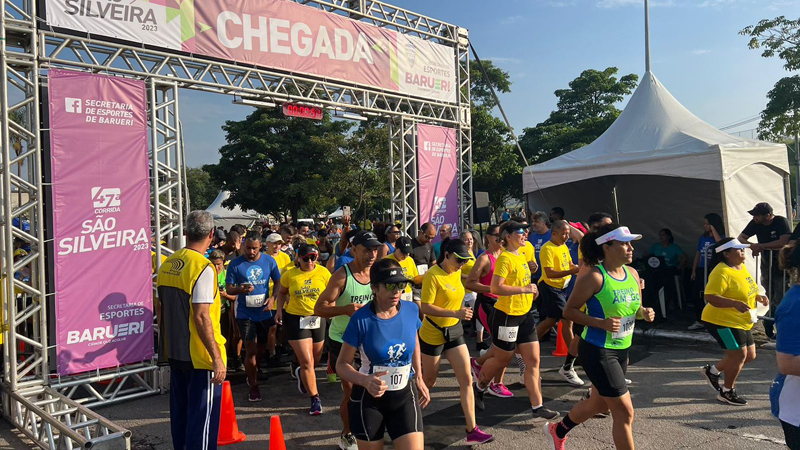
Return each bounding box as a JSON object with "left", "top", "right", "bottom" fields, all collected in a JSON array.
[{"left": 192, "top": 266, "right": 216, "bottom": 304}]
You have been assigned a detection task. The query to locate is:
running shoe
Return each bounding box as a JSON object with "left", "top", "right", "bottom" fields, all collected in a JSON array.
[
  {"left": 473, "top": 382, "right": 486, "bottom": 411},
  {"left": 558, "top": 367, "right": 585, "bottom": 386},
  {"left": 717, "top": 389, "right": 747, "bottom": 406},
  {"left": 266, "top": 354, "right": 285, "bottom": 368},
  {"left": 701, "top": 364, "right": 721, "bottom": 392},
  {"left": 515, "top": 353, "right": 526, "bottom": 377},
  {"left": 470, "top": 357, "right": 482, "bottom": 381},
  {"left": 327, "top": 373, "right": 340, "bottom": 383},
  {"left": 532, "top": 406, "right": 560, "bottom": 422},
  {"left": 295, "top": 366, "right": 307, "bottom": 394},
  {"left": 544, "top": 422, "right": 567, "bottom": 450},
  {"left": 475, "top": 341, "right": 490, "bottom": 352},
  {"left": 290, "top": 361, "right": 299, "bottom": 379},
  {"left": 235, "top": 359, "right": 245, "bottom": 373},
  {"left": 488, "top": 382, "right": 514, "bottom": 398},
  {"left": 339, "top": 433, "right": 357, "bottom": 450},
  {"left": 248, "top": 384, "right": 262, "bottom": 402},
  {"left": 258, "top": 367, "right": 270, "bottom": 381},
  {"left": 687, "top": 321, "right": 704, "bottom": 331},
  {"left": 625, "top": 378, "right": 632, "bottom": 385},
  {"left": 310, "top": 396, "right": 323, "bottom": 415},
  {"left": 581, "top": 388, "right": 608, "bottom": 417},
  {"left": 466, "top": 426, "right": 494, "bottom": 445}
]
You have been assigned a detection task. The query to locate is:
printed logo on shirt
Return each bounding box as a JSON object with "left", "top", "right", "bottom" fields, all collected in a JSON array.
[
  {"left": 164, "top": 259, "right": 184, "bottom": 276},
  {"left": 746, "top": 276, "right": 759, "bottom": 297},
  {"left": 246, "top": 266, "right": 265, "bottom": 286},
  {"left": 612, "top": 287, "right": 640, "bottom": 307},
  {"left": 384, "top": 340, "right": 407, "bottom": 365}
]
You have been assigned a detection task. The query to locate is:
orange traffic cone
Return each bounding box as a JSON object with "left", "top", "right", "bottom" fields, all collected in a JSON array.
[
  {"left": 218, "top": 381, "right": 246, "bottom": 446},
  {"left": 552, "top": 321, "right": 568, "bottom": 357},
  {"left": 269, "top": 415, "right": 286, "bottom": 450}
]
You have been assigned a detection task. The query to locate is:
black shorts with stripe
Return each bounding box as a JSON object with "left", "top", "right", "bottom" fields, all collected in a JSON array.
[{"left": 349, "top": 381, "right": 423, "bottom": 442}]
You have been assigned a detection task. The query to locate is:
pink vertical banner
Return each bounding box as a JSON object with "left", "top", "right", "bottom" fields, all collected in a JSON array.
[
  {"left": 417, "top": 124, "right": 459, "bottom": 241},
  {"left": 49, "top": 69, "right": 154, "bottom": 375}
]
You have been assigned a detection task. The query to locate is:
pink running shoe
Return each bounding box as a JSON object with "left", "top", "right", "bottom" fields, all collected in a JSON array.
[
  {"left": 466, "top": 426, "right": 494, "bottom": 445},
  {"left": 470, "top": 357, "right": 482, "bottom": 381},
  {"left": 487, "top": 382, "right": 514, "bottom": 398},
  {"left": 544, "top": 422, "right": 567, "bottom": 450}
]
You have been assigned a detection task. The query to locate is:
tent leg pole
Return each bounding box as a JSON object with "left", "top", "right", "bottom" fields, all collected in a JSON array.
[{"left": 612, "top": 185, "right": 621, "bottom": 223}]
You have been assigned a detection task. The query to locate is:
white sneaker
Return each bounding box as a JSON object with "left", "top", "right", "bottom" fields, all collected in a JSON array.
[
  {"left": 687, "top": 321, "right": 704, "bottom": 331},
  {"left": 625, "top": 378, "right": 632, "bottom": 385},
  {"left": 762, "top": 342, "right": 777, "bottom": 349},
  {"left": 558, "top": 367, "right": 585, "bottom": 386}
]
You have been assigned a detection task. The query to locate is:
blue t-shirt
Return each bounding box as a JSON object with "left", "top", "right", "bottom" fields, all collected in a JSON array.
[
  {"left": 529, "top": 230, "right": 552, "bottom": 280},
  {"left": 334, "top": 249, "right": 354, "bottom": 272},
  {"left": 433, "top": 241, "right": 443, "bottom": 259},
  {"left": 775, "top": 285, "right": 800, "bottom": 427},
  {"left": 501, "top": 212, "right": 511, "bottom": 222},
  {"left": 226, "top": 254, "right": 281, "bottom": 322},
  {"left": 648, "top": 243, "right": 684, "bottom": 268},
  {"left": 342, "top": 301, "right": 421, "bottom": 376},
  {"left": 696, "top": 236, "right": 717, "bottom": 269}
]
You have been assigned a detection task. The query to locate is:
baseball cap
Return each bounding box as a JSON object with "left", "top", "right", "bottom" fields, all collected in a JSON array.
[
  {"left": 214, "top": 229, "right": 226, "bottom": 240},
  {"left": 265, "top": 233, "right": 284, "bottom": 244},
  {"left": 396, "top": 236, "right": 414, "bottom": 255},
  {"left": 502, "top": 221, "right": 529, "bottom": 235},
  {"left": 352, "top": 230, "right": 382, "bottom": 248},
  {"left": 444, "top": 239, "right": 475, "bottom": 261},
  {"left": 371, "top": 264, "right": 412, "bottom": 284},
  {"left": 296, "top": 243, "right": 319, "bottom": 257},
  {"left": 594, "top": 226, "right": 643, "bottom": 245},
  {"left": 715, "top": 239, "right": 750, "bottom": 253},
  {"left": 748, "top": 202, "right": 773, "bottom": 216}
]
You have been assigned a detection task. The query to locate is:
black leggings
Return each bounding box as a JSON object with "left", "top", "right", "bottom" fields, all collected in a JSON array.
[{"left": 784, "top": 420, "right": 800, "bottom": 450}]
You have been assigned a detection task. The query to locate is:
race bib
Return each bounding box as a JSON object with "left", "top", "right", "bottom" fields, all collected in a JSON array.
[
  {"left": 245, "top": 294, "right": 266, "bottom": 308},
  {"left": 300, "top": 316, "right": 321, "bottom": 330},
  {"left": 401, "top": 292, "right": 413, "bottom": 302},
  {"left": 497, "top": 326, "right": 519, "bottom": 342},
  {"left": 416, "top": 264, "right": 428, "bottom": 276},
  {"left": 374, "top": 364, "right": 411, "bottom": 391},
  {"left": 749, "top": 308, "right": 758, "bottom": 324},
  {"left": 612, "top": 315, "right": 636, "bottom": 339}
]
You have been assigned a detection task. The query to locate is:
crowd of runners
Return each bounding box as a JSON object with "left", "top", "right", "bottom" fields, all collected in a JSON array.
[{"left": 156, "top": 201, "right": 800, "bottom": 450}]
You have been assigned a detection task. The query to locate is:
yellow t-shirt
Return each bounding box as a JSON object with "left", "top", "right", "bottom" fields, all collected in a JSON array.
[
  {"left": 269, "top": 251, "right": 293, "bottom": 310},
  {"left": 701, "top": 263, "right": 758, "bottom": 330},
  {"left": 461, "top": 251, "right": 476, "bottom": 294},
  {"left": 281, "top": 265, "right": 331, "bottom": 316},
  {"left": 539, "top": 241, "right": 572, "bottom": 289},
  {"left": 419, "top": 265, "right": 465, "bottom": 346},
  {"left": 385, "top": 253, "right": 419, "bottom": 297},
  {"left": 519, "top": 241, "right": 536, "bottom": 264},
  {"left": 494, "top": 250, "right": 534, "bottom": 316}
]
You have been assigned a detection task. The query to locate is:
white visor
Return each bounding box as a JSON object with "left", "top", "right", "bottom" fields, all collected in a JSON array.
[
  {"left": 715, "top": 240, "right": 750, "bottom": 253},
  {"left": 595, "top": 226, "right": 643, "bottom": 245}
]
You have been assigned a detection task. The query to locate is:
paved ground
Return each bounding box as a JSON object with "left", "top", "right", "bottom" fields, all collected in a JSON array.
[{"left": 0, "top": 333, "right": 788, "bottom": 449}]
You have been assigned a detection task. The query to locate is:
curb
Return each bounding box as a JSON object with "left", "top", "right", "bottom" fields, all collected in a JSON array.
[{"left": 634, "top": 328, "right": 716, "bottom": 344}]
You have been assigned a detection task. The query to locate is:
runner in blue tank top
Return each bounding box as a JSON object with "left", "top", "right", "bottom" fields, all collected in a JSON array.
[{"left": 545, "top": 224, "right": 655, "bottom": 450}]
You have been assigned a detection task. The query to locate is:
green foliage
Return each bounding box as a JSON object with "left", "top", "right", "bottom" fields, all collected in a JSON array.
[
  {"left": 519, "top": 67, "right": 638, "bottom": 164},
  {"left": 758, "top": 75, "right": 800, "bottom": 141},
  {"left": 470, "top": 59, "right": 512, "bottom": 108},
  {"left": 204, "top": 108, "right": 350, "bottom": 221},
  {"left": 186, "top": 167, "right": 221, "bottom": 211},
  {"left": 741, "top": 16, "right": 800, "bottom": 71}
]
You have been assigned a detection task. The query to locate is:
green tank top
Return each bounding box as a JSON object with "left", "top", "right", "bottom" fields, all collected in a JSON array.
[
  {"left": 581, "top": 264, "right": 641, "bottom": 350},
  {"left": 329, "top": 264, "right": 374, "bottom": 343}
]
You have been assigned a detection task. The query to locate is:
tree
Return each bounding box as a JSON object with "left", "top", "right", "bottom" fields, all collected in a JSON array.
[
  {"left": 468, "top": 59, "right": 525, "bottom": 214},
  {"left": 185, "top": 167, "right": 220, "bottom": 211},
  {"left": 519, "top": 67, "right": 638, "bottom": 164},
  {"left": 741, "top": 16, "right": 800, "bottom": 71},
  {"left": 757, "top": 75, "right": 800, "bottom": 142},
  {"left": 204, "top": 107, "right": 351, "bottom": 221},
  {"left": 333, "top": 120, "right": 390, "bottom": 222}
]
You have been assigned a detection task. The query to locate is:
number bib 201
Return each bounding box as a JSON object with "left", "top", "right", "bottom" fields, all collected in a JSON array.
[
  {"left": 300, "top": 316, "right": 321, "bottom": 330},
  {"left": 612, "top": 315, "right": 636, "bottom": 339},
  {"left": 374, "top": 364, "right": 411, "bottom": 391},
  {"left": 497, "top": 326, "right": 519, "bottom": 342}
]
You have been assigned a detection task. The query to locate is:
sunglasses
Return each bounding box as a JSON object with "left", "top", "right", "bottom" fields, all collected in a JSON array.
[
  {"left": 301, "top": 254, "right": 318, "bottom": 262},
  {"left": 487, "top": 233, "right": 500, "bottom": 238},
  {"left": 385, "top": 282, "right": 410, "bottom": 292},
  {"left": 513, "top": 229, "right": 526, "bottom": 235}
]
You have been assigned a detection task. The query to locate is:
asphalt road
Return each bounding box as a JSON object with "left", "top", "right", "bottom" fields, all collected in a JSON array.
[{"left": 0, "top": 334, "right": 788, "bottom": 449}]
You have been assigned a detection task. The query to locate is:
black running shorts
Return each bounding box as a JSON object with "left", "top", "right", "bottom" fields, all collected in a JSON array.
[
  {"left": 538, "top": 282, "right": 568, "bottom": 320},
  {"left": 283, "top": 311, "right": 326, "bottom": 343},
  {"left": 349, "top": 382, "right": 424, "bottom": 442},
  {"left": 490, "top": 308, "right": 538, "bottom": 352},
  {"left": 579, "top": 338, "right": 629, "bottom": 398}
]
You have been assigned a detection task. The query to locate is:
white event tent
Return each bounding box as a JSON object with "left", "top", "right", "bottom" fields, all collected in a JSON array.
[
  {"left": 205, "top": 191, "right": 263, "bottom": 231},
  {"left": 523, "top": 71, "right": 790, "bottom": 259}
]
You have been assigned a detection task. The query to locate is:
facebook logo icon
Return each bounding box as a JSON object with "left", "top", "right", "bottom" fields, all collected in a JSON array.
[{"left": 65, "top": 98, "right": 82, "bottom": 113}]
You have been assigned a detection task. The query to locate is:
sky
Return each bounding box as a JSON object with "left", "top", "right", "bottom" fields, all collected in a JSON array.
[{"left": 181, "top": 0, "right": 800, "bottom": 167}]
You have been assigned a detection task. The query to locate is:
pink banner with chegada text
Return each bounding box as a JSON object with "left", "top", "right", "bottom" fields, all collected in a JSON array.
[
  {"left": 417, "top": 124, "right": 459, "bottom": 241},
  {"left": 44, "top": 0, "right": 456, "bottom": 103},
  {"left": 49, "top": 69, "right": 154, "bottom": 376}
]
